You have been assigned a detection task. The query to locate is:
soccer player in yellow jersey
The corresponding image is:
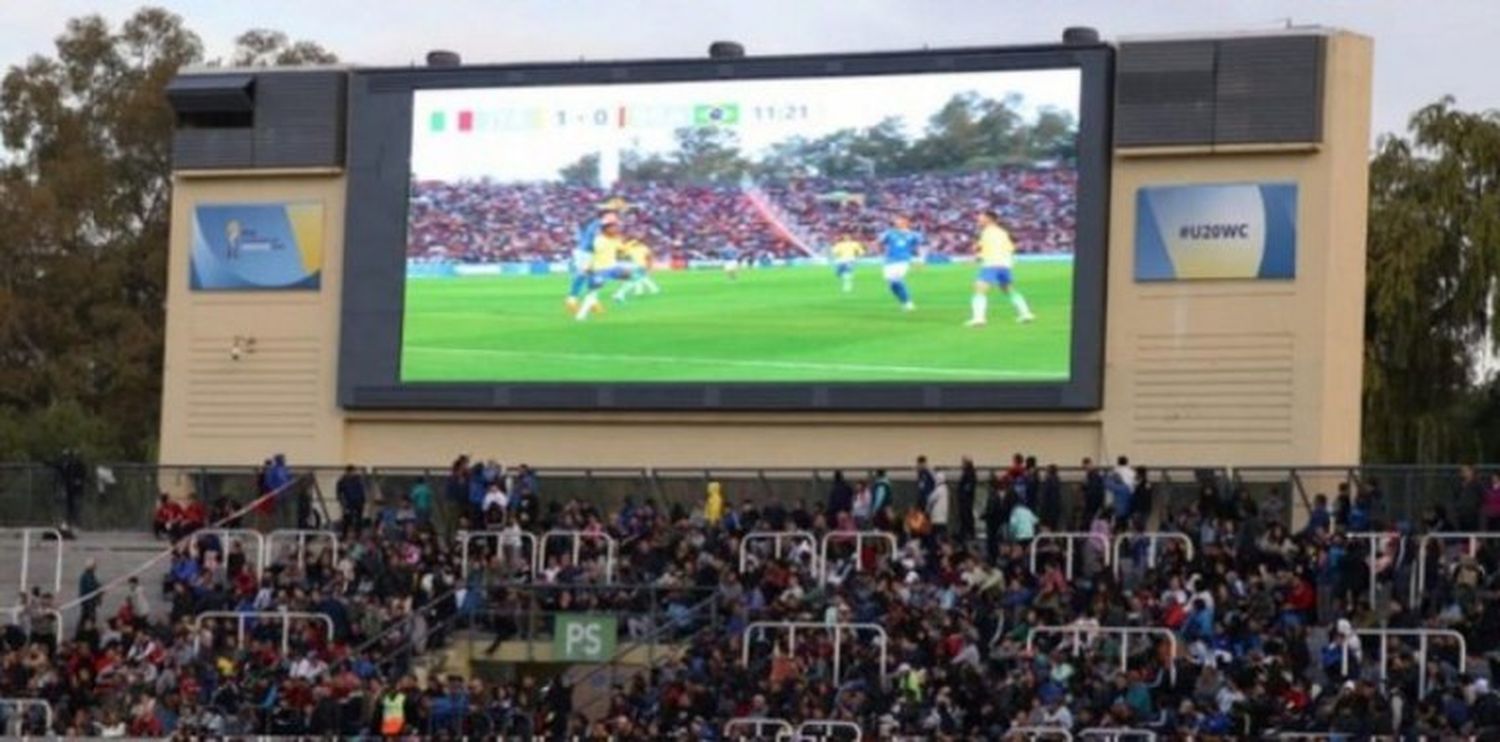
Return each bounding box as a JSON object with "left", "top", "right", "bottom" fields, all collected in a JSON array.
[
  {"left": 829, "top": 234, "right": 866, "bottom": 293},
  {"left": 612, "top": 239, "right": 661, "bottom": 301},
  {"left": 575, "top": 219, "right": 632, "bottom": 320},
  {"left": 967, "top": 210, "right": 1034, "bottom": 327}
]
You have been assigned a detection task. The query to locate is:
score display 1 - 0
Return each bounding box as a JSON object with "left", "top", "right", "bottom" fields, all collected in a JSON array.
[{"left": 430, "top": 102, "right": 814, "bottom": 134}]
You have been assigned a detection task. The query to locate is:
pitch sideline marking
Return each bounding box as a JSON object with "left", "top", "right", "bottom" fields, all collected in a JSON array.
[{"left": 405, "top": 345, "right": 1067, "bottom": 380}]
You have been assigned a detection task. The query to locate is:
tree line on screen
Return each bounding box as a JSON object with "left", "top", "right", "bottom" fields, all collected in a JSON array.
[
  {"left": 0, "top": 6, "right": 1495, "bottom": 464},
  {"left": 558, "top": 93, "right": 1078, "bottom": 186}
]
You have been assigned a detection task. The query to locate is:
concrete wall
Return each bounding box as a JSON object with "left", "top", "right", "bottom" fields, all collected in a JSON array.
[{"left": 158, "top": 32, "right": 1372, "bottom": 471}]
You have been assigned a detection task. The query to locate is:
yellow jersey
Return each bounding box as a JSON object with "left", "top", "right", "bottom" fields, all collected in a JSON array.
[
  {"left": 623, "top": 240, "right": 652, "bottom": 268},
  {"left": 591, "top": 233, "right": 625, "bottom": 270},
  {"left": 977, "top": 224, "right": 1016, "bottom": 268},
  {"left": 830, "top": 239, "right": 865, "bottom": 262}
]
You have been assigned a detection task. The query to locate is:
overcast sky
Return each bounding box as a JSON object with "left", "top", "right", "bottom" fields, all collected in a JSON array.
[{"left": 3, "top": 0, "right": 1496, "bottom": 140}]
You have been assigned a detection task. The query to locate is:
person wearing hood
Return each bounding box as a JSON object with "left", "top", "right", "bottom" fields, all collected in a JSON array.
[
  {"left": 704, "top": 481, "right": 724, "bottom": 526},
  {"left": 927, "top": 471, "right": 951, "bottom": 540}
]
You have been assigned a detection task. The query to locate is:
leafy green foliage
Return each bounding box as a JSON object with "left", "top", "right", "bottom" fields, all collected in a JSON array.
[
  {"left": 1364, "top": 97, "right": 1500, "bottom": 462},
  {"left": 0, "top": 7, "right": 335, "bottom": 460}
]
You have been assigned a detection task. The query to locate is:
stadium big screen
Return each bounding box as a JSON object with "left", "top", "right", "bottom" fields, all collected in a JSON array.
[{"left": 339, "top": 45, "right": 1110, "bottom": 410}]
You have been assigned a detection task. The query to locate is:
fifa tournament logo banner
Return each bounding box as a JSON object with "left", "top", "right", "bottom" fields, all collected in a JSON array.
[
  {"left": 1134, "top": 183, "right": 1298, "bottom": 281},
  {"left": 190, "top": 202, "right": 324, "bottom": 291}
]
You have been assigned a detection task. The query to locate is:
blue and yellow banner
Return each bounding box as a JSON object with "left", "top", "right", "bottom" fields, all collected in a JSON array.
[
  {"left": 190, "top": 202, "right": 324, "bottom": 291},
  {"left": 1134, "top": 183, "right": 1297, "bottom": 281}
]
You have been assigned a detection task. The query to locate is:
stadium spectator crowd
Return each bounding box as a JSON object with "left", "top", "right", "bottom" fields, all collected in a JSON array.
[
  {"left": 1, "top": 453, "right": 1499, "bottom": 738},
  {"left": 406, "top": 166, "right": 1075, "bottom": 266}
]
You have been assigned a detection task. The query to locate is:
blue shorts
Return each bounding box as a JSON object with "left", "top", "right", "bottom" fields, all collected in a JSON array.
[
  {"left": 589, "top": 266, "right": 634, "bottom": 288},
  {"left": 977, "top": 266, "right": 1013, "bottom": 287},
  {"left": 834, "top": 261, "right": 854, "bottom": 277}
]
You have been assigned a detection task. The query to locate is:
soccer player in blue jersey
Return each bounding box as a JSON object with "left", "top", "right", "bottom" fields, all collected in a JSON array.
[
  {"left": 878, "top": 215, "right": 923, "bottom": 311},
  {"left": 565, "top": 199, "right": 625, "bottom": 312}
]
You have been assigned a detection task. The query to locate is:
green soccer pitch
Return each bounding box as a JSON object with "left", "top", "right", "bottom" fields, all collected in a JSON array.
[{"left": 399, "top": 261, "right": 1073, "bottom": 383}]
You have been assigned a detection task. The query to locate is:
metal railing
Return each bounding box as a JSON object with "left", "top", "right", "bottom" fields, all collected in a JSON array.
[
  {"left": 194, "top": 610, "right": 335, "bottom": 654},
  {"left": 1412, "top": 531, "right": 1500, "bottom": 607},
  {"left": 741, "top": 621, "right": 890, "bottom": 687},
  {"left": 0, "top": 698, "right": 52, "bottom": 737},
  {"left": 1342, "top": 628, "right": 1467, "bottom": 698},
  {"left": 538, "top": 530, "right": 617, "bottom": 583},
  {"left": 192, "top": 528, "right": 266, "bottom": 574},
  {"left": 264, "top": 529, "right": 339, "bottom": 573},
  {"left": 740, "top": 530, "right": 818, "bottom": 573},
  {"left": 0, "top": 461, "right": 1491, "bottom": 536},
  {"left": 1112, "top": 532, "right": 1194, "bottom": 580},
  {"left": 1026, "top": 626, "right": 1179, "bottom": 685},
  {"left": 0, "top": 528, "right": 64, "bottom": 598},
  {"left": 459, "top": 530, "right": 538, "bottom": 581},
  {"left": 1079, "top": 730, "right": 1156, "bottom": 742},
  {"left": 1030, "top": 532, "right": 1111, "bottom": 580},
  {"left": 818, "top": 531, "right": 897, "bottom": 585},
  {"left": 795, "top": 719, "right": 863, "bottom": 740},
  {"left": 725, "top": 718, "right": 794, "bottom": 741}
]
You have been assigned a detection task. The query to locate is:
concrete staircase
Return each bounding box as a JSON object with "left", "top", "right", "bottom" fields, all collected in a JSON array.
[{"left": 0, "top": 529, "right": 173, "bottom": 631}]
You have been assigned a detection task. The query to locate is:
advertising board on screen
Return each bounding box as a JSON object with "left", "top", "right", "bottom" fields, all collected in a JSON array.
[
  {"left": 400, "top": 69, "right": 1082, "bottom": 384},
  {"left": 1134, "top": 182, "right": 1298, "bottom": 282},
  {"left": 191, "top": 202, "right": 325, "bottom": 291}
]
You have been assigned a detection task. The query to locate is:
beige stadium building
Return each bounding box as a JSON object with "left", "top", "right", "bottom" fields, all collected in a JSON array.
[{"left": 157, "top": 27, "right": 1371, "bottom": 476}]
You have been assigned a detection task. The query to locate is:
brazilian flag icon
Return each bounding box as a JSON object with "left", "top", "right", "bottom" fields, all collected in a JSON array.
[{"left": 693, "top": 103, "right": 740, "bottom": 126}]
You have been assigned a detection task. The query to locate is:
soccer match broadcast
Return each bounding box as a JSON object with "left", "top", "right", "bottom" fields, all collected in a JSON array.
[{"left": 400, "top": 67, "right": 1081, "bottom": 383}]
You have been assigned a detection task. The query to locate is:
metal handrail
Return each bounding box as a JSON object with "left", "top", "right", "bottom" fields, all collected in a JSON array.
[
  {"left": 1079, "top": 730, "right": 1156, "bottom": 741},
  {"left": 1026, "top": 625, "right": 1178, "bottom": 685},
  {"left": 264, "top": 529, "right": 339, "bottom": 573},
  {"left": 0, "top": 698, "right": 53, "bottom": 737},
  {"left": 1412, "top": 531, "right": 1500, "bottom": 607},
  {"left": 1, "top": 606, "right": 63, "bottom": 652},
  {"left": 725, "top": 717, "right": 794, "bottom": 741},
  {"left": 194, "top": 610, "right": 334, "bottom": 654},
  {"left": 1006, "top": 727, "right": 1073, "bottom": 741},
  {"left": 796, "top": 720, "right": 863, "bottom": 740},
  {"left": 459, "top": 530, "right": 537, "bottom": 581},
  {"left": 739, "top": 530, "right": 818, "bottom": 573},
  {"left": 1030, "top": 531, "right": 1111, "bottom": 580},
  {"left": 568, "top": 591, "right": 723, "bottom": 721},
  {"left": 741, "top": 621, "right": 890, "bottom": 686},
  {"left": 1111, "top": 531, "right": 1194, "bottom": 580},
  {"left": 314, "top": 584, "right": 463, "bottom": 681},
  {"left": 0, "top": 529, "right": 64, "bottom": 597},
  {"left": 538, "top": 530, "right": 617, "bottom": 583},
  {"left": 191, "top": 528, "right": 267, "bottom": 574},
  {"left": 1342, "top": 628, "right": 1467, "bottom": 697},
  {"left": 818, "top": 531, "right": 897, "bottom": 585}
]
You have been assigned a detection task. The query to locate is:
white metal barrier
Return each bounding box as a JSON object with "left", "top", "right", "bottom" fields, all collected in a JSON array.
[
  {"left": 0, "top": 698, "right": 52, "bottom": 737},
  {"left": 1006, "top": 727, "right": 1073, "bottom": 741},
  {"left": 1112, "top": 532, "right": 1194, "bottom": 580},
  {"left": 265, "top": 529, "right": 339, "bottom": 572},
  {"left": 1341, "top": 627, "right": 1467, "bottom": 698},
  {"left": 795, "top": 719, "right": 862, "bottom": 740},
  {"left": 193, "top": 528, "right": 266, "bottom": 574},
  {"left": 724, "top": 717, "right": 794, "bottom": 740},
  {"left": 1412, "top": 532, "right": 1500, "bottom": 607},
  {"left": 740, "top": 531, "right": 818, "bottom": 573},
  {"left": 194, "top": 610, "right": 335, "bottom": 654},
  {"left": 1026, "top": 625, "right": 1178, "bottom": 685},
  {"left": 1029, "top": 532, "right": 1111, "bottom": 580},
  {"left": 1345, "top": 531, "right": 1397, "bottom": 609},
  {"left": 741, "top": 621, "right": 890, "bottom": 686},
  {"left": 818, "top": 531, "right": 897, "bottom": 585},
  {"left": 459, "top": 530, "right": 539, "bottom": 581},
  {"left": 539, "top": 530, "right": 617, "bottom": 583},
  {"left": 2, "top": 606, "right": 63, "bottom": 652},
  {"left": 1079, "top": 729, "right": 1157, "bottom": 741},
  {"left": 0, "top": 528, "right": 64, "bottom": 598}
]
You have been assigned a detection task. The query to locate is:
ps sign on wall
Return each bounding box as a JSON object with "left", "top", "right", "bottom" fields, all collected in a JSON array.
[
  {"left": 190, "top": 202, "right": 324, "bottom": 290},
  {"left": 1134, "top": 183, "right": 1297, "bottom": 281}
]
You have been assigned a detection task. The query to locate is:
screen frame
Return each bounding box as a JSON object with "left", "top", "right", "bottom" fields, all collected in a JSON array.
[{"left": 339, "top": 43, "right": 1112, "bottom": 411}]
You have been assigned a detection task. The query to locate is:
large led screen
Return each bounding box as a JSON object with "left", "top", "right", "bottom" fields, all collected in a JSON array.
[{"left": 400, "top": 68, "right": 1082, "bottom": 384}]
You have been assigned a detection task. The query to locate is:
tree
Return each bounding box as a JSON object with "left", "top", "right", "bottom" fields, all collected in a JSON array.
[
  {"left": 227, "top": 29, "right": 338, "bottom": 67},
  {"left": 558, "top": 153, "right": 600, "bottom": 186},
  {"left": 1363, "top": 97, "right": 1500, "bottom": 462},
  {"left": 0, "top": 8, "right": 336, "bottom": 460}
]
